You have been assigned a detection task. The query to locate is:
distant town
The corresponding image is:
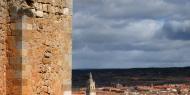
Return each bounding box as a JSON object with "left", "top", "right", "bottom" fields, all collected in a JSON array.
[{"left": 72, "top": 67, "right": 190, "bottom": 95}]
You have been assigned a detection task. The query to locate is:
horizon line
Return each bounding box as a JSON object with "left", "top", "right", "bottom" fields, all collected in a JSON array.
[{"left": 72, "top": 66, "right": 190, "bottom": 70}]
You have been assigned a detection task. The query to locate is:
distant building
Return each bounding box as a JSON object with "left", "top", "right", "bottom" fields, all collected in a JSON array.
[{"left": 86, "top": 73, "right": 96, "bottom": 95}]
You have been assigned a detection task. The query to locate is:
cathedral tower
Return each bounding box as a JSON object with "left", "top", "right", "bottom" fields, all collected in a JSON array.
[{"left": 86, "top": 73, "right": 96, "bottom": 95}]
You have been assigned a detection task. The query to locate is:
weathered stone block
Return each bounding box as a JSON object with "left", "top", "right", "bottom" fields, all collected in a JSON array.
[
  {"left": 55, "top": 6, "right": 59, "bottom": 13},
  {"left": 22, "top": 30, "right": 34, "bottom": 41},
  {"left": 16, "top": 41, "right": 29, "bottom": 49},
  {"left": 16, "top": 22, "right": 33, "bottom": 30},
  {"left": 39, "top": 3, "right": 43, "bottom": 10},
  {"left": 63, "top": 8, "right": 69, "bottom": 15},
  {"left": 43, "top": 12, "right": 49, "bottom": 18},
  {"left": 47, "top": 4, "right": 52, "bottom": 13},
  {"left": 30, "top": 8, "right": 36, "bottom": 15},
  {"left": 42, "top": 4, "right": 48, "bottom": 12},
  {"left": 35, "top": 10, "right": 43, "bottom": 18},
  {"left": 9, "top": 57, "right": 22, "bottom": 64}
]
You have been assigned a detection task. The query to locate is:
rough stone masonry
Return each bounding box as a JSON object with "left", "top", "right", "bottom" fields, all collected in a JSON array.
[{"left": 0, "top": 0, "right": 72, "bottom": 95}]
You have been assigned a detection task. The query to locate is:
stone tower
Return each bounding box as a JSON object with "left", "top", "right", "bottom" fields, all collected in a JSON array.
[
  {"left": 0, "top": 0, "right": 72, "bottom": 95},
  {"left": 86, "top": 73, "right": 96, "bottom": 95}
]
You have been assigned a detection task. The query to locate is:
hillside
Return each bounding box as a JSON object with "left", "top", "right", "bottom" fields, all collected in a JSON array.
[{"left": 72, "top": 67, "right": 190, "bottom": 88}]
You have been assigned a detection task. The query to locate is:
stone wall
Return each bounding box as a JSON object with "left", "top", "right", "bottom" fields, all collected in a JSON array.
[
  {"left": 0, "top": 0, "right": 8, "bottom": 94},
  {"left": 0, "top": 0, "right": 72, "bottom": 95}
]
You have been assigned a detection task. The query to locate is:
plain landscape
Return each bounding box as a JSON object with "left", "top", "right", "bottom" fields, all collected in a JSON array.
[{"left": 73, "top": 67, "right": 190, "bottom": 88}]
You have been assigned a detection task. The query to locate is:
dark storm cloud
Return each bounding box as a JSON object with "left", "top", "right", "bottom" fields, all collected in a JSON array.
[
  {"left": 162, "top": 20, "right": 190, "bottom": 40},
  {"left": 74, "top": 0, "right": 190, "bottom": 20},
  {"left": 73, "top": 0, "right": 190, "bottom": 69}
]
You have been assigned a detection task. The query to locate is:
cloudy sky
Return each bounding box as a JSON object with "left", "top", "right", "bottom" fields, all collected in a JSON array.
[{"left": 73, "top": 0, "right": 190, "bottom": 69}]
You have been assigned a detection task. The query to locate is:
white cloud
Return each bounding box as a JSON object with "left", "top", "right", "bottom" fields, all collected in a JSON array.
[{"left": 124, "top": 20, "right": 163, "bottom": 40}]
